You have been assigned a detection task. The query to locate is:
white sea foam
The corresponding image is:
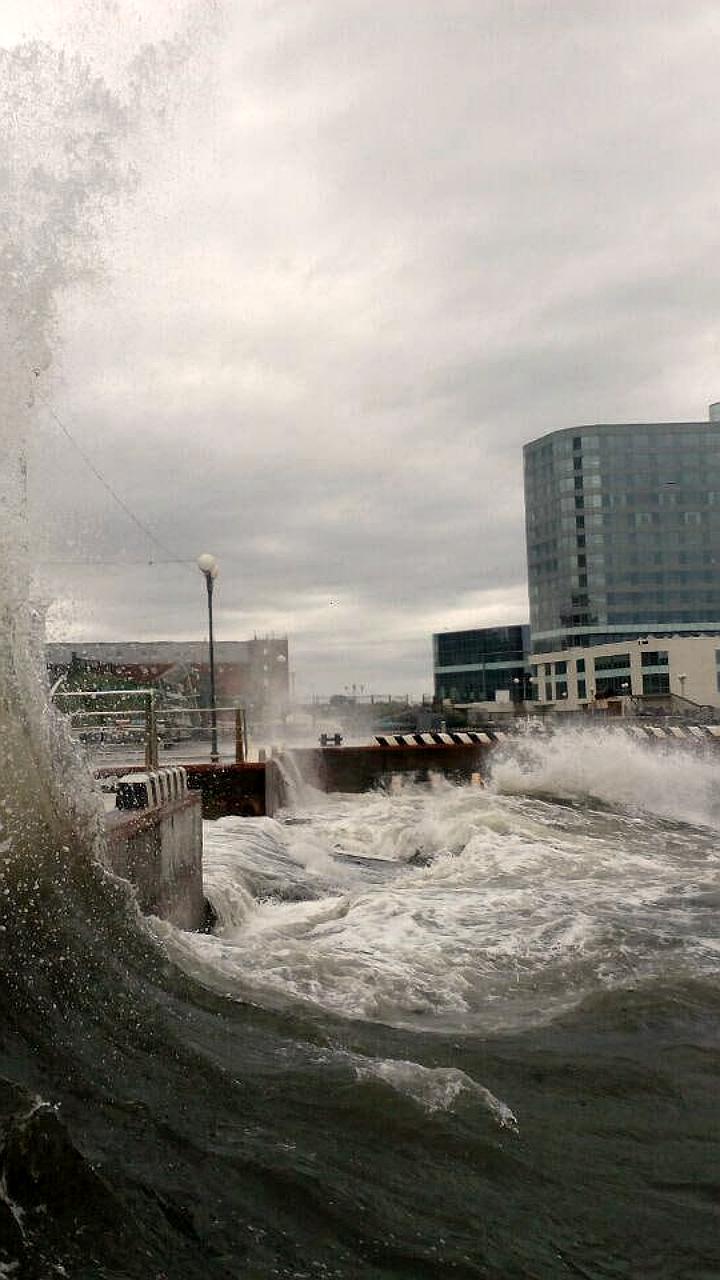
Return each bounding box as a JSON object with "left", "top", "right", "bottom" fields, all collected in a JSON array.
[
  {"left": 491, "top": 726, "right": 720, "bottom": 829},
  {"left": 161, "top": 733, "right": 720, "bottom": 1034},
  {"left": 353, "top": 1058, "right": 518, "bottom": 1129}
]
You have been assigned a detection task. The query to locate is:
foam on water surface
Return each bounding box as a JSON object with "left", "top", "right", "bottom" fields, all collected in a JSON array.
[
  {"left": 353, "top": 1057, "right": 518, "bottom": 1129},
  {"left": 492, "top": 725, "right": 720, "bottom": 828},
  {"left": 160, "top": 732, "right": 720, "bottom": 1036}
]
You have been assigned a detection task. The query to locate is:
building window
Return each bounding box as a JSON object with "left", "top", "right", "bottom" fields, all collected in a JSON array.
[
  {"left": 577, "top": 679, "right": 587, "bottom": 699},
  {"left": 573, "top": 436, "right": 582, "bottom": 450},
  {"left": 435, "top": 626, "right": 528, "bottom": 668},
  {"left": 594, "top": 653, "right": 631, "bottom": 673},
  {"left": 596, "top": 675, "right": 632, "bottom": 697},
  {"left": 554, "top": 661, "right": 567, "bottom": 675},
  {"left": 642, "top": 673, "right": 670, "bottom": 696},
  {"left": 640, "top": 650, "right": 668, "bottom": 667},
  {"left": 576, "top": 658, "right": 586, "bottom": 672},
  {"left": 544, "top": 682, "right": 552, "bottom": 701},
  {"left": 555, "top": 680, "right": 568, "bottom": 699}
]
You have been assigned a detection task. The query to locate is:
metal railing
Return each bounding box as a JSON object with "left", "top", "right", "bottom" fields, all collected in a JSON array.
[
  {"left": 310, "top": 694, "right": 414, "bottom": 706},
  {"left": 53, "top": 689, "right": 249, "bottom": 768}
]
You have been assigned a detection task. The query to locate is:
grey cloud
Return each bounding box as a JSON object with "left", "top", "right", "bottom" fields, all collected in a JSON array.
[{"left": 15, "top": 0, "right": 720, "bottom": 694}]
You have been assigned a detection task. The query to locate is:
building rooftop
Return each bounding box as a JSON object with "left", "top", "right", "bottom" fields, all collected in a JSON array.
[{"left": 46, "top": 639, "right": 287, "bottom": 667}]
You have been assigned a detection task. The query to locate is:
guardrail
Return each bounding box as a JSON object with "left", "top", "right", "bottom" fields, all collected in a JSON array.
[{"left": 53, "top": 689, "right": 249, "bottom": 767}]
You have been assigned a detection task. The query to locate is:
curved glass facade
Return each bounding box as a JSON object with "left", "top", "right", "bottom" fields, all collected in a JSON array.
[{"left": 524, "top": 421, "right": 720, "bottom": 653}]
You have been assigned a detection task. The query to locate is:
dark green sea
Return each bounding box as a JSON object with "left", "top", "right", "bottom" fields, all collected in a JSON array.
[{"left": 1, "top": 730, "right": 718, "bottom": 1278}]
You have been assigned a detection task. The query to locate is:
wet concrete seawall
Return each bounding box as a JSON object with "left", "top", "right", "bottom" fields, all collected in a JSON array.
[
  {"left": 185, "top": 762, "right": 271, "bottom": 819},
  {"left": 99, "top": 724, "right": 720, "bottom": 835},
  {"left": 104, "top": 791, "right": 205, "bottom": 930},
  {"left": 274, "top": 726, "right": 720, "bottom": 804},
  {"left": 276, "top": 742, "right": 492, "bottom": 797}
]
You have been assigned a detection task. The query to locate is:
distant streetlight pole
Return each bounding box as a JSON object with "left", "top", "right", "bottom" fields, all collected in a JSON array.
[{"left": 197, "top": 552, "right": 219, "bottom": 763}]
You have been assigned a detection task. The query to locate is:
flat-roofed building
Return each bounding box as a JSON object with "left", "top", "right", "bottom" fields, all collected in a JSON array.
[
  {"left": 532, "top": 634, "right": 720, "bottom": 710},
  {"left": 46, "top": 637, "right": 289, "bottom": 714},
  {"left": 433, "top": 624, "right": 531, "bottom": 704}
]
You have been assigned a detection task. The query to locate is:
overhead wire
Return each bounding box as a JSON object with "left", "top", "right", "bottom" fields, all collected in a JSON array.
[
  {"left": 42, "top": 401, "right": 197, "bottom": 574},
  {"left": 39, "top": 558, "right": 192, "bottom": 567}
]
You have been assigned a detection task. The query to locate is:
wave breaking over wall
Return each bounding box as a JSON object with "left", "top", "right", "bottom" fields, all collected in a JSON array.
[
  {"left": 0, "top": 9, "right": 221, "bottom": 871},
  {"left": 490, "top": 724, "right": 720, "bottom": 829}
]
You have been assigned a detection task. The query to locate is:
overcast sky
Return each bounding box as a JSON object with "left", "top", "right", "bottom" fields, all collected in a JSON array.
[{"left": 5, "top": 0, "right": 720, "bottom": 695}]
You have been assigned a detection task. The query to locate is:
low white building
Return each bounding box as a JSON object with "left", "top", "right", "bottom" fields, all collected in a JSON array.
[{"left": 531, "top": 635, "right": 720, "bottom": 711}]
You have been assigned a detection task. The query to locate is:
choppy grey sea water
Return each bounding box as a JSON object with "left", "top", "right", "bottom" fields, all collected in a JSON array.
[{"left": 4, "top": 728, "right": 717, "bottom": 1276}]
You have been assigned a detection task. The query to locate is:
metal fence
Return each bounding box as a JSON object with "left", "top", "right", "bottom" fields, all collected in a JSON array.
[{"left": 53, "top": 689, "right": 248, "bottom": 769}]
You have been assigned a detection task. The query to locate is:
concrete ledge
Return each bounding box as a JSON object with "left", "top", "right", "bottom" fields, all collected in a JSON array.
[
  {"left": 98, "top": 761, "right": 283, "bottom": 820},
  {"left": 116, "top": 766, "right": 188, "bottom": 810},
  {"left": 278, "top": 742, "right": 492, "bottom": 793},
  {"left": 104, "top": 790, "right": 205, "bottom": 931},
  {"left": 185, "top": 762, "right": 271, "bottom": 819}
]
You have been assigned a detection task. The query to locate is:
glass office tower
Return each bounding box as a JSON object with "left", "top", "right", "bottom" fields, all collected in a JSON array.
[
  {"left": 524, "top": 414, "right": 720, "bottom": 654},
  {"left": 433, "top": 625, "right": 531, "bottom": 702}
]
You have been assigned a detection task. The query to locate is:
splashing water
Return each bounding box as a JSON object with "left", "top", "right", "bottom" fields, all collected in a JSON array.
[
  {"left": 161, "top": 731, "right": 720, "bottom": 1037},
  {"left": 491, "top": 725, "right": 720, "bottom": 828},
  {"left": 0, "top": 40, "right": 136, "bottom": 866},
  {"left": 0, "top": 11, "right": 220, "bottom": 872}
]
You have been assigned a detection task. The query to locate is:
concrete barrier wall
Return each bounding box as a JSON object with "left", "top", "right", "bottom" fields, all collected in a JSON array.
[
  {"left": 279, "top": 743, "right": 492, "bottom": 793},
  {"left": 100, "top": 762, "right": 281, "bottom": 820},
  {"left": 98, "top": 723, "right": 720, "bottom": 838},
  {"left": 185, "top": 762, "right": 268, "bottom": 819},
  {"left": 104, "top": 791, "right": 205, "bottom": 931}
]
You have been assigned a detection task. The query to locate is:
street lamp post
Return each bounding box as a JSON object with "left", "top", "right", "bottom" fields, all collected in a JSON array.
[{"left": 197, "top": 552, "right": 219, "bottom": 763}]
